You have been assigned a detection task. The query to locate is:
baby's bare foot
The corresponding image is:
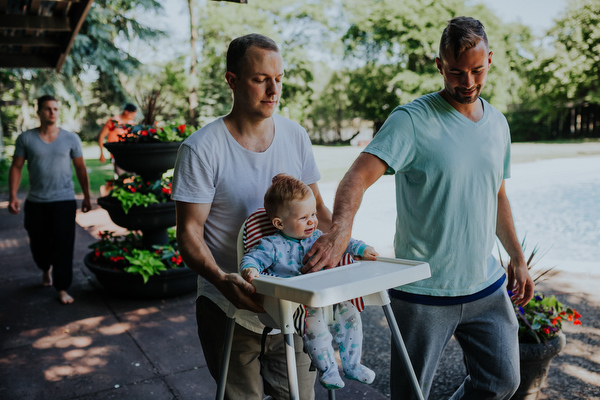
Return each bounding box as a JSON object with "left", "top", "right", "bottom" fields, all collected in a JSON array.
[
  {"left": 58, "top": 291, "right": 74, "bottom": 304},
  {"left": 42, "top": 267, "right": 53, "bottom": 287}
]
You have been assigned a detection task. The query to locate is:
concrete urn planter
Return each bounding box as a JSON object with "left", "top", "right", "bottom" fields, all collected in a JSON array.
[{"left": 511, "top": 331, "right": 567, "bottom": 400}]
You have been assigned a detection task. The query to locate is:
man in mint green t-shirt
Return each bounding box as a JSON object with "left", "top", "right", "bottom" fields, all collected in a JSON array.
[{"left": 304, "top": 17, "right": 534, "bottom": 400}]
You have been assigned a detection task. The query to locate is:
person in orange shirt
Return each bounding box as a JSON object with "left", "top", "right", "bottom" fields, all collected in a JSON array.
[{"left": 98, "top": 103, "right": 137, "bottom": 177}]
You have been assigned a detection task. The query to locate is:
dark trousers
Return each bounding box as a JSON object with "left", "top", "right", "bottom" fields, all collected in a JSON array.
[{"left": 24, "top": 200, "right": 77, "bottom": 291}]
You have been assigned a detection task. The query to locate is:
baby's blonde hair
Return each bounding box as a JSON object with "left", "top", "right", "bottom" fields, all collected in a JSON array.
[{"left": 264, "top": 173, "right": 312, "bottom": 220}]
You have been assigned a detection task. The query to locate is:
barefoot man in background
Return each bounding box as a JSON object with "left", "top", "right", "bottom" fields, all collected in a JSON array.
[{"left": 8, "top": 95, "right": 91, "bottom": 304}]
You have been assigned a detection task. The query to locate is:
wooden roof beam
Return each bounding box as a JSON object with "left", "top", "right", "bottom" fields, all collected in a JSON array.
[
  {"left": 0, "top": 53, "right": 55, "bottom": 68},
  {"left": 0, "top": 36, "right": 62, "bottom": 46},
  {"left": 0, "top": 15, "right": 71, "bottom": 31},
  {"left": 55, "top": 0, "right": 93, "bottom": 71}
]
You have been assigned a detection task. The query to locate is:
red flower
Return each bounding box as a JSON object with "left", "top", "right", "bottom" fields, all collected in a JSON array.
[
  {"left": 574, "top": 311, "right": 581, "bottom": 319},
  {"left": 149, "top": 128, "right": 157, "bottom": 134},
  {"left": 141, "top": 130, "right": 148, "bottom": 136},
  {"left": 551, "top": 317, "right": 560, "bottom": 325},
  {"left": 130, "top": 187, "right": 136, "bottom": 193},
  {"left": 162, "top": 187, "right": 171, "bottom": 195},
  {"left": 574, "top": 320, "right": 581, "bottom": 325},
  {"left": 178, "top": 124, "right": 186, "bottom": 134},
  {"left": 542, "top": 327, "right": 550, "bottom": 334},
  {"left": 108, "top": 120, "right": 116, "bottom": 130}
]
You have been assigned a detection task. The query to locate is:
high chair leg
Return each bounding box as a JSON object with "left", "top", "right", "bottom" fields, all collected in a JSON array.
[
  {"left": 283, "top": 333, "right": 300, "bottom": 400},
  {"left": 216, "top": 317, "right": 236, "bottom": 400},
  {"left": 383, "top": 304, "right": 425, "bottom": 400}
]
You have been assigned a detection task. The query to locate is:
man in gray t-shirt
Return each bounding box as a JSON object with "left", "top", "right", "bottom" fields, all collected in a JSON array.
[
  {"left": 8, "top": 95, "right": 91, "bottom": 304},
  {"left": 173, "top": 34, "right": 331, "bottom": 399}
]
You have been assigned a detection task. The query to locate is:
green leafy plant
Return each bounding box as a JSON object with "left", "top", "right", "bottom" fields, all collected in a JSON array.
[
  {"left": 89, "top": 229, "right": 186, "bottom": 283},
  {"left": 124, "top": 249, "right": 167, "bottom": 283},
  {"left": 498, "top": 239, "right": 582, "bottom": 344},
  {"left": 107, "top": 174, "right": 172, "bottom": 213}
]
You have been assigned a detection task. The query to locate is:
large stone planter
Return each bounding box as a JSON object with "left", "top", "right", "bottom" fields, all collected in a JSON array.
[
  {"left": 104, "top": 141, "right": 181, "bottom": 181},
  {"left": 512, "top": 331, "right": 567, "bottom": 400},
  {"left": 84, "top": 252, "right": 197, "bottom": 299},
  {"left": 97, "top": 196, "right": 176, "bottom": 247}
]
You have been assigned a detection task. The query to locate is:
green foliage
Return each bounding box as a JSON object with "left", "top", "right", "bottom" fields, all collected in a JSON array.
[
  {"left": 89, "top": 229, "right": 186, "bottom": 283},
  {"left": 108, "top": 175, "right": 172, "bottom": 214},
  {"left": 525, "top": 0, "right": 600, "bottom": 118},
  {"left": 498, "top": 239, "right": 582, "bottom": 344},
  {"left": 515, "top": 292, "right": 581, "bottom": 344},
  {"left": 110, "top": 188, "right": 158, "bottom": 214},
  {"left": 125, "top": 249, "right": 167, "bottom": 283},
  {"left": 335, "top": 0, "right": 531, "bottom": 130}
]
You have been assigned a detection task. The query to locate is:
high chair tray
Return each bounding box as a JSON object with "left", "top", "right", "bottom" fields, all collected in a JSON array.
[{"left": 252, "top": 257, "right": 431, "bottom": 307}]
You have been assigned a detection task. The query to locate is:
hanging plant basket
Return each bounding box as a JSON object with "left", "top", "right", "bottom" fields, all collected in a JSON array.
[
  {"left": 105, "top": 141, "right": 182, "bottom": 181},
  {"left": 97, "top": 196, "right": 175, "bottom": 231},
  {"left": 97, "top": 196, "right": 176, "bottom": 248}
]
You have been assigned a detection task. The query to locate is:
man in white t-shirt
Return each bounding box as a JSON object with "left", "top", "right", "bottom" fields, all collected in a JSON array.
[{"left": 172, "top": 34, "right": 331, "bottom": 399}]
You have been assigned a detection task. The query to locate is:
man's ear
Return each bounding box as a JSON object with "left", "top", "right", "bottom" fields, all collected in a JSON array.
[
  {"left": 225, "top": 71, "right": 236, "bottom": 90},
  {"left": 435, "top": 57, "right": 443, "bottom": 75},
  {"left": 272, "top": 217, "right": 284, "bottom": 230}
]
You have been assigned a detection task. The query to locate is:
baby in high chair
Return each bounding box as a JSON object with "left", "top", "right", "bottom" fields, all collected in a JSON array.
[{"left": 240, "top": 173, "right": 378, "bottom": 390}]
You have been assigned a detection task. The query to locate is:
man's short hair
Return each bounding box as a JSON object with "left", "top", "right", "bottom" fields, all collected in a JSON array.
[
  {"left": 439, "top": 16, "right": 488, "bottom": 62},
  {"left": 226, "top": 33, "right": 279, "bottom": 76},
  {"left": 37, "top": 95, "right": 58, "bottom": 110},
  {"left": 264, "top": 173, "right": 312, "bottom": 220},
  {"left": 123, "top": 103, "right": 137, "bottom": 112}
]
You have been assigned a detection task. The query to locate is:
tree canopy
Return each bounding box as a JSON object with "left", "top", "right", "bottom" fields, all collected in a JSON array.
[{"left": 1, "top": 0, "right": 599, "bottom": 144}]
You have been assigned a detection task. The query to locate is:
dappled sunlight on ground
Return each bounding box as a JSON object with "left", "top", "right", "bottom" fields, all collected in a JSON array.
[{"left": 44, "top": 346, "right": 111, "bottom": 382}]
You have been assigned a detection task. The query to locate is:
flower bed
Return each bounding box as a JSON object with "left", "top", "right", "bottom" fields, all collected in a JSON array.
[
  {"left": 499, "top": 241, "right": 582, "bottom": 344},
  {"left": 89, "top": 229, "right": 185, "bottom": 283},
  {"left": 110, "top": 121, "right": 194, "bottom": 143},
  {"left": 106, "top": 174, "right": 172, "bottom": 213},
  {"left": 513, "top": 290, "right": 581, "bottom": 344}
]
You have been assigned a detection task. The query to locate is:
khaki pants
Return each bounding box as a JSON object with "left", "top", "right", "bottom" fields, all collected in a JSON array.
[{"left": 196, "top": 296, "right": 316, "bottom": 400}]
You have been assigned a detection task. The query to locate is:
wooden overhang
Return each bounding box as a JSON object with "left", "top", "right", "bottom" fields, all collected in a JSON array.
[
  {"left": 0, "top": 0, "right": 250, "bottom": 72},
  {"left": 0, "top": 0, "right": 94, "bottom": 71}
]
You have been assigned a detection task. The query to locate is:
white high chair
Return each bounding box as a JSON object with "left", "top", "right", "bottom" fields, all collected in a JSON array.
[{"left": 216, "top": 209, "right": 431, "bottom": 400}]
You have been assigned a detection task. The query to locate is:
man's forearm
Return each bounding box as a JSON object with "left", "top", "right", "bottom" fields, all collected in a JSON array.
[
  {"left": 8, "top": 165, "right": 21, "bottom": 201},
  {"left": 177, "top": 224, "right": 224, "bottom": 283},
  {"left": 496, "top": 190, "right": 526, "bottom": 265}
]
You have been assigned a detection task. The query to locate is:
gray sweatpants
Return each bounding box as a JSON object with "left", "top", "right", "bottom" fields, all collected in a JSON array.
[{"left": 390, "top": 283, "right": 520, "bottom": 400}]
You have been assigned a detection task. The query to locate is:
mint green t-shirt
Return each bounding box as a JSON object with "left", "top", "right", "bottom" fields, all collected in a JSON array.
[{"left": 364, "top": 93, "right": 510, "bottom": 297}]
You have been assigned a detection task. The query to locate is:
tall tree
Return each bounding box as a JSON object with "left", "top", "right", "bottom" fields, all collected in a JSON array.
[
  {"left": 527, "top": 0, "right": 600, "bottom": 118},
  {"left": 338, "top": 0, "right": 530, "bottom": 134},
  {"left": 187, "top": 0, "right": 199, "bottom": 126}
]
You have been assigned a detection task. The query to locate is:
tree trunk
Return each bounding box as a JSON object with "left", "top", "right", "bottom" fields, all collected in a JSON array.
[{"left": 187, "top": 0, "right": 199, "bottom": 126}]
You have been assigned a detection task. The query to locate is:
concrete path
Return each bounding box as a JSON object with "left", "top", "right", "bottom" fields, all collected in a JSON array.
[
  {"left": 2, "top": 140, "right": 599, "bottom": 399},
  {"left": 0, "top": 199, "right": 385, "bottom": 400}
]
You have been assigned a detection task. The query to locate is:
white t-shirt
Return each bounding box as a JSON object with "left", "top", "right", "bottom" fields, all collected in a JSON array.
[{"left": 172, "top": 114, "right": 321, "bottom": 333}]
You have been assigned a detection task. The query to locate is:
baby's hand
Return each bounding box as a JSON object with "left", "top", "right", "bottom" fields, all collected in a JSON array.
[
  {"left": 361, "top": 246, "right": 379, "bottom": 261},
  {"left": 241, "top": 267, "right": 260, "bottom": 283}
]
